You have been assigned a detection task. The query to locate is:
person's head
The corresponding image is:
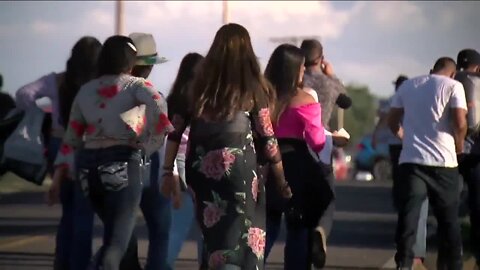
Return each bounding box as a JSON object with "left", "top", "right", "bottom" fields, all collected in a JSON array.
[
  {"left": 264, "top": 44, "right": 305, "bottom": 124},
  {"left": 59, "top": 36, "right": 102, "bottom": 127},
  {"left": 191, "top": 23, "right": 270, "bottom": 120},
  {"left": 167, "top": 52, "right": 204, "bottom": 119},
  {"left": 430, "top": 57, "right": 457, "bottom": 78},
  {"left": 300, "top": 39, "right": 323, "bottom": 69},
  {"left": 129, "top": 32, "right": 168, "bottom": 79},
  {"left": 97, "top": 35, "right": 137, "bottom": 76},
  {"left": 131, "top": 65, "right": 153, "bottom": 79},
  {"left": 456, "top": 49, "right": 480, "bottom": 72},
  {"left": 393, "top": 75, "right": 408, "bottom": 91}
]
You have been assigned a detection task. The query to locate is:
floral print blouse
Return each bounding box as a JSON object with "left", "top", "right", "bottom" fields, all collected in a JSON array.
[{"left": 54, "top": 74, "right": 173, "bottom": 170}]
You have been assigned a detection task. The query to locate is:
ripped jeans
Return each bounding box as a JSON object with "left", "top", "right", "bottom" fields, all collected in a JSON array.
[{"left": 76, "top": 146, "right": 143, "bottom": 270}]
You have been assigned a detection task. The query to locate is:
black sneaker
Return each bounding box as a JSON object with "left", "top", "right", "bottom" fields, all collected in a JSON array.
[{"left": 311, "top": 226, "right": 327, "bottom": 268}]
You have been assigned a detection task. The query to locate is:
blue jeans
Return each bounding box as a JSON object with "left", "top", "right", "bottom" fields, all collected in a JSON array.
[
  {"left": 139, "top": 151, "right": 172, "bottom": 270},
  {"left": 162, "top": 154, "right": 201, "bottom": 269},
  {"left": 167, "top": 194, "right": 196, "bottom": 266},
  {"left": 48, "top": 137, "right": 94, "bottom": 270},
  {"left": 136, "top": 152, "right": 200, "bottom": 270},
  {"left": 77, "top": 146, "right": 143, "bottom": 270}
]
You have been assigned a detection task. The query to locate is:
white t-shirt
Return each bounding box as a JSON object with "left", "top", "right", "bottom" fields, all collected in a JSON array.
[
  {"left": 391, "top": 74, "right": 467, "bottom": 167},
  {"left": 303, "top": 88, "right": 334, "bottom": 164}
]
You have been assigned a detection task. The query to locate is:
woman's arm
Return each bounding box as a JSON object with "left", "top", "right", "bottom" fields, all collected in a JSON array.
[
  {"left": 15, "top": 74, "right": 54, "bottom": 110},
  {"left": 133, "top": 80, "right": 174, "bottom": 155},
  {"left": 251, "top": 107, "right": 292, "bottom": 199},
  {"left": 160, "top": 113, "right": 190, "bottom": 208},
  {"left": 53, "top": 97, "right": 85, "bottom": 172},
  {"left": 297, "top": 103, "right": 326, "bottom": 152},
  {"left": 48, "top": 97, "right": 85, "bottom": 206}
]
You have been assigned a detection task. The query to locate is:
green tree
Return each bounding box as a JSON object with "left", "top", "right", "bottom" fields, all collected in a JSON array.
[{"left": 329, "top": 84, "right": 377, "bottom": 148}]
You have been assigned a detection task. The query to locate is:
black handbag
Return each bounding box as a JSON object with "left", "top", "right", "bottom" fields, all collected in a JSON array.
[{"left": 0, "top": 107, "right": 48, "bottom": 185}]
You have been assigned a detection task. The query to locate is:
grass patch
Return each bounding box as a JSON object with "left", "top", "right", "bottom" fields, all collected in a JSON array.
[{"left": 0, "top": 173, "right": 50, "bottom": 194}]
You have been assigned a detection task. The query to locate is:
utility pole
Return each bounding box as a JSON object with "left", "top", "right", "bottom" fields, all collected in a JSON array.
[
  {"left": 115, "top": 0, "right": 125, "bottom": 35},
  {"left": 222, "top": 0, "right": 229, "bottom": 25}
]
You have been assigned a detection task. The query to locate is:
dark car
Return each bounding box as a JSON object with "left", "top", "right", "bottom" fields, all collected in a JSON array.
[{"left": 354, "top": 134, "right": 392, "bottom": 181}]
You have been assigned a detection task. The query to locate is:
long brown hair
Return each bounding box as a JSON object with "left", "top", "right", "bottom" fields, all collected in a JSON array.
[
  {"left": 59, "top": 36, "right": 102, "bottom": 127},
  {"left": 167, "top": 53, "right": 204, "bottom": 120},
  {"left": 190, "top": 23, "right": 271, "bottom": 120},
  {"left": 264, "top": 44, "right": 305, "bottom": 124}
]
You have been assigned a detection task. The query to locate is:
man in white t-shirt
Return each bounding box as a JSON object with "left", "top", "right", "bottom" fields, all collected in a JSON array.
[{"left": 388, "top": 57, "right": 467, "bottom": 270}]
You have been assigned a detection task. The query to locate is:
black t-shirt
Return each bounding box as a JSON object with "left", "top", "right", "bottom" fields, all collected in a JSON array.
[{"left": 0, "top": 91, "right": 15, "bottom": 120}]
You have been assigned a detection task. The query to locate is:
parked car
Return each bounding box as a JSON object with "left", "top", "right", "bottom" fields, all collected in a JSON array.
[{"left": 354, "top": 134, "right": 392, "bottom": 181}]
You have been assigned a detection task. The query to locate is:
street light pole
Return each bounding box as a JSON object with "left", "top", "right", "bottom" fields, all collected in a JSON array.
[
  {"left": 115, "top": 0, "right": 125, "bottom": 35},
  {"left": 222, "top": 0, "right": 229, "bottom": 25}
]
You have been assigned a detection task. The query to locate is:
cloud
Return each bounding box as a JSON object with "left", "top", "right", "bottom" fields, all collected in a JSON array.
[
  {"left": 337, "top": 56, "right": 426, "bottom": 96},
  {"left": 229, "top": 1, "right": 358, "bottom": 41},
  {"left": 87, "top": 8, "right": 113, "bottom": 27},
  {"left": 122, "top": 1, "right": 360, "bottom": 42},
  {"left": 0, "top": 24, "right": 20, "bottom": 38},
  {"left": 352, "top": 2, "right": 427, "bottom": 33},
  {"left": 30, "top": 20, "right": 59, "bottom": 34}
]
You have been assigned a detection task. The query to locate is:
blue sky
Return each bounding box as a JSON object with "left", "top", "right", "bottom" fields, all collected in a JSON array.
[{"left": 1, "top": 1, "right": 479, "bottom": 99}]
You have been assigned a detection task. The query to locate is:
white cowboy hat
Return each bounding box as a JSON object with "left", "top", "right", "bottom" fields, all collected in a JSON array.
[{"left": 129, "top": 32, "right": 168, "bottom": 65}]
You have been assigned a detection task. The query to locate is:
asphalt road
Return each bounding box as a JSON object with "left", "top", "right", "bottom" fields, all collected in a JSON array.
[{"left": 0, "top": 178, "right": 474, "bottom": 270}]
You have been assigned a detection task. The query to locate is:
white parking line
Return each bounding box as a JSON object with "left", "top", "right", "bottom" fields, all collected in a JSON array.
[
  {"left": 382, "top": 255, "right": 396, "bottom": 269},
  {"left": 0, "top": 235, "right": 48, "bottom": 250}
]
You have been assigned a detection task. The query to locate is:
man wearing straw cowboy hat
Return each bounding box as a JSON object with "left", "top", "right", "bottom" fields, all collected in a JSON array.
[{"left": 118, "top": 32, "right": 170, "bottom": 270}]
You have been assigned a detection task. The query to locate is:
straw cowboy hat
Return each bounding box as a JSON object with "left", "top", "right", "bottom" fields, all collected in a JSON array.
[{"left": 129, "top": 32, "right": 168, "bottom": 66}]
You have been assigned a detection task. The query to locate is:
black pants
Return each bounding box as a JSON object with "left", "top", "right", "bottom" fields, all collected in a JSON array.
[
  {"left": 395, "top": 163, "right": 462, "bottom": 270},
  {"left": 389, "top": 144, "right": 402, "bottom": 210},
  {"left": 76, "top": 146, "right": 143, "bottom": 270},
  {"left": 459, "top": 154, "right": 480, "bottom": 263},
  {"left": 317, "top": 160, "right": 335, "bottom": 238}
]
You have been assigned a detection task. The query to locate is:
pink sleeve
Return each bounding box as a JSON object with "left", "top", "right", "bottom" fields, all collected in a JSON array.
[{"left": 297, "top": 104, "right": 326, "bottom": 152}]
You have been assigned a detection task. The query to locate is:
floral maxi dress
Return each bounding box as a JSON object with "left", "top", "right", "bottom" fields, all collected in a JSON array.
[{"left": 168, "top": 108, "right": 281, "bottom": 270}]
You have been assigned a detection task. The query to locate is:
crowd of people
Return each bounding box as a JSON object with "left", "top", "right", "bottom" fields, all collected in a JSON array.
[{"left": 0, "top": 21, "right": 479, "bottom": 270}]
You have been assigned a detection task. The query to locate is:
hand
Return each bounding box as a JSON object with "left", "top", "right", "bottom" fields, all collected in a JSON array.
[
  {"left": 171, "top": 175, "right": 182, "bottom": 209},
  {"left": 160, "top": 173, "right": 182, "bottom": 209},
  {"left": 279, "top": 182, "right": 293, "bottom": 199},
  {"left": 332, "top": 131, "right": 349, "bottom": 147},
  {"left": 321, "top": 59, "right": 335, "bottom": 77},
  {"left": 46, "top": 181, "right": 61, "bottom": 206},
  {"left": 46, "top": 168, "right": 65, "bottom": 206},
  {"left": 160, "top": 173, "right": 173, "bottom": 198}
]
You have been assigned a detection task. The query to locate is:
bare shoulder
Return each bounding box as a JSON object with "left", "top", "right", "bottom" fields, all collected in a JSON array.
[
  {"left": 301, "top": 87, "right": 318, "bottom": 102},
  {"left": 290, "top": 89, "right": 317, "bottom": 107}
]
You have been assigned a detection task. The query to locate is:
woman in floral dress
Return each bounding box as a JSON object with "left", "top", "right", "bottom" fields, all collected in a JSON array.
[{"left": 161, "top": 23, "right": 292, "bottom": 270}]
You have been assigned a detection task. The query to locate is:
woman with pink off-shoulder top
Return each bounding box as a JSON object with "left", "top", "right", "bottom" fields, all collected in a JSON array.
[{"left": 263, "top": 44, "right": 335, "bottom": 270}]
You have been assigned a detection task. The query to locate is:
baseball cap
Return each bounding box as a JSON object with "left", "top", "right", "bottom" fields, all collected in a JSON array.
[
  {"left": 457, "top": 49, "right": 480, "bottom": 68},
  {"left": 392, "top": 75, "right": 408, "bottom": 87}
]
